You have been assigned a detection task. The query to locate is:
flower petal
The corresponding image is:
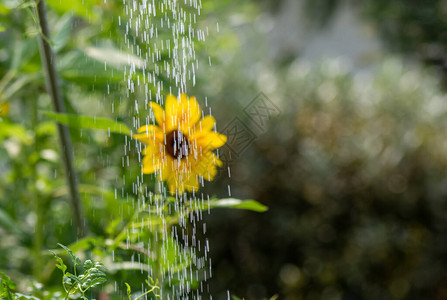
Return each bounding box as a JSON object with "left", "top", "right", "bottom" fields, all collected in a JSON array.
[
  {"left": 194, "top": 152, "right": 221, "bottom": 179},
  {"left": 185, "top": 174, "right": 200, "bottom": 192},
  {"left": 158, "top": 156, "right": 173, "bottom": 181},
  {"left": 215, "top": 157, "right": 223, "bottom": 167},
  {"left": 137, "top": 124, "right": 159, "bottom": 133},
  {"left": 167, "top": 175, "right": 184, "bottom": 195},
  {"left": 142, "top": 153, "right": 161, "bottom": 174},
  {"left": 149, "top": 102, "right": 165, "bottom": 127},
  {"left": 142, "top": 143, "right": 158, "bottom": 156},
  {"left": 165, "top": 94, "right": 180, "bottom": 131},
  {"left": 198, "top": 164, "right": 218, "bottom": 181},
  {"left": 197, "top": 132, "right": 227, "bottom": 150},
  {"left": 190, "top": 115, "right": 216, "bottom": 139},
  {"left": 183, "top": 95, "right": 201, "bottom": 128},
  {"left": 135, "top": 125, "right": 164, "bottom": 143}
]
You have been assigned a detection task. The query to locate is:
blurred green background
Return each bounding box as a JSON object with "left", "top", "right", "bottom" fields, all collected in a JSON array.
[{"left": 1, "top": 0, "right": 447, "bottom": 299}]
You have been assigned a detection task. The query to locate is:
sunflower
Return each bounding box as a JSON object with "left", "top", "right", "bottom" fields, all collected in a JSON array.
[{"left": 135, "top": 94, "right": 227, "bottom": 195}]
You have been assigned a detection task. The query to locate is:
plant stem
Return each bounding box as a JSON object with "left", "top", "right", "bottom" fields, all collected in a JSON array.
[
  {"left": 34, "top": 0, "right": 86, "bottom": 238},
  {"left": 154, "top": 231, "right": 162, "bottom": 298},
  {"left": 32, "top": 97, "right": 43, "bottom": 281}
]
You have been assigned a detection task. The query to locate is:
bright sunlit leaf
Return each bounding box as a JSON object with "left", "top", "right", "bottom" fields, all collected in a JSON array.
[
  {"left": 85, "top": 46, "right": 145, "bottom": 69},
  {"left": 209, "top": 198, "right": 268, "bottom": 212}
]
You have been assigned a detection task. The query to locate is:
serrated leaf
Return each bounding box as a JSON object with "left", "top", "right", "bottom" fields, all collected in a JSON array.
[
  {"left": 58, "top": 243, "right": 81, "bottom": 265},
  {"left": 0, "top": 272, "right": 15, "bottom": 289},
  {"left": 83, "top": 260, "right": 93, "bottom": 269},
  {"left": 14, "top": 293, "right": 40, "bottom": 299},
  {"left": 208, "top": 198, "right": 268, "bottom": 212},
  {"left": 89, "top": 277, "right": 107, "bottom": 288},
  {"left": 63, "top": 276, "right": 72, "bottom": 285},
  {"left": 66, "top": 273, "right": 82, "bottom": 284},
  {"left": 44, "top": 112, "right": 131, "bottom": 136},
  {"left": 54, "top": 258, "right": 67, "bottom": 273}
]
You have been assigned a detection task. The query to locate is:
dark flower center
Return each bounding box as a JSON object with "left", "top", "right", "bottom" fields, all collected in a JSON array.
[{"left": 166, "top": 130, "right": 190, "bottom": 159}]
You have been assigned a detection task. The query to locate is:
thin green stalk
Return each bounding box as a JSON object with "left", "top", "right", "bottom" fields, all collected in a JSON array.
[
  {"left": 33, "top": 198, "right": 44, "bottom": 280},
  {"left": 153, "top": 227, "right": 162, "bottom": 298},
  {"left": 33, "top": 0, "right": 86, "bottom": 237},
  {"left": 135, "top": 283, "right": 159, "bottom": 300},
  {"left": 32, "top": 94, "right": 43, "bottom": 281}
]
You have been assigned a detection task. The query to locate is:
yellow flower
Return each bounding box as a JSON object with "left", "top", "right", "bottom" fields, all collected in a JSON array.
[
  {"left": 135, "top": 94, "right": 227, "bottom": 195},
  {"left": 0, "top": 102, "right": 9, "bottom": 117}
]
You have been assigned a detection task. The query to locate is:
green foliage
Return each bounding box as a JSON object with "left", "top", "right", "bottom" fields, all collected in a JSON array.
[
  {"left": 209, "top": 198, "right": 268, "bottom": 212},
  {"left": 0, "top": 272, "right": 39, "bottom": 300},
  {"left": 125, "top": 278, "right": 160, "bottom": 300},
  {"left": 52, "top": 244, "right": 107, "bottom": 299},
  {"left": 44, "top": 112, "right": 132, "bottom": 136},
  {"left": 0, "top": 272, "right": 16, "bottom": 300}
]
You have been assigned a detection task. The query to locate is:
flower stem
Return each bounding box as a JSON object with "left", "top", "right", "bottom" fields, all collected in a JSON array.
[
  {"left": 34, "top": 0, "right": 86, "bottom": 238},
  {"left": 31, "top": 96, "right": 43, "bottom": 280},
  {"left": 154, "top": 228, "right": 162, "bottom": 297}
]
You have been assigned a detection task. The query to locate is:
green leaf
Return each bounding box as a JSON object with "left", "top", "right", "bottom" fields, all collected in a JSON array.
[
  {"left": 53, "top": 14, "right": 73, "bottom": 53},
  {"left": 84, "top": 46, "right": 145, "bottom": 70},
  {"left": 0, "top": 120, "right": 33, "bottom": 145},
  {"left": 0, "top": 272, "right": 16, "bottom": 289},
  {"left": 208, "top": 198, "right": 268, "bottom": 212},
  {"left": 58, "top": 243, "right": 82, "bottom": 266},
  {"left": 63, "top": 276, "right": 72, "bottom": 286},
  {"left": 66, "top": 273, "right": 82, "bottom": 284},
  {"left": 51, "top": 251, "right": 67, "bottom": 273},
  {"left": 0, "top": 272, "right": 16, "bottom": 300},
  {"left": 125, "top": 282, "right": 132, "bottom": 300},
  {"left": 58, "top": 51, "right": 124, "bottom": 84},
  {"left": 10, "top": 39, "right": 39, "bottom": 71},
  {"left": 88, "top": 276, "right": 107, "bottom": 288},
  {"left": 44, "top": 112, "right": 131, "bottom": 136},
  {"left": 14, "top": 293, "right": 40, "bottom": 299},
  {"left": 83, "top": 260, "right": 93, "bottom": 269}
]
